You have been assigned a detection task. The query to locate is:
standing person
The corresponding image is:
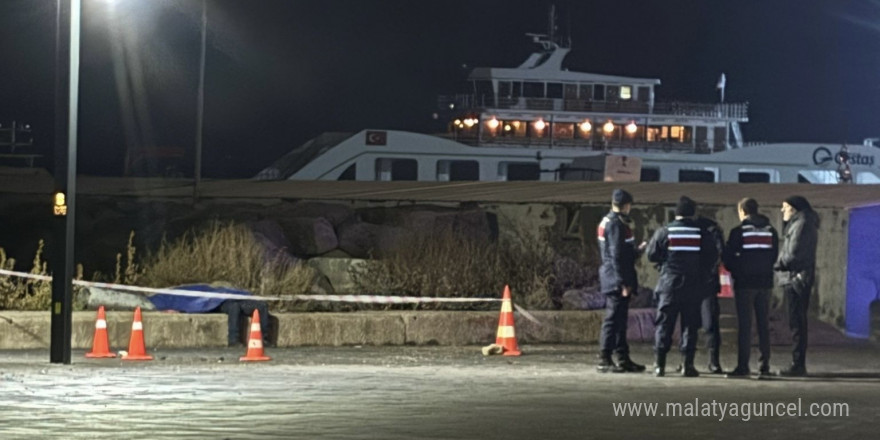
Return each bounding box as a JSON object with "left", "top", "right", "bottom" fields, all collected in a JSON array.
[
  {"left": 646, "top": 196, "right": 718, "bottom": 377},
  {"left": 695, "top": 214, "right": 725, "bottom": 374},
  {"left": 774, "top": 196, "right": 820, "bottom": 377},
  {"left": 723, "top": 198, "right": 778, "bottom": 378},
  {"left": 596, "top": 189, "right": 647, "bottom": 373}
]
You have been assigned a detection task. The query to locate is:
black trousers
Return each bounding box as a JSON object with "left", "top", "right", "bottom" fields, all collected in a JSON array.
[
  {"left": 219, "top": 300, "right": 271, "bottom": 346},
  {"left": 600, "top": 292, "right": 631, "bottom": 357},
  {"left": 733, "top": 287, "right": 771, "bottom": 370},
  {"left": 655, "top": 293, "right": 701, "bottom": 358},
  {"left": 700, "top": 293, "right": 721, "bottom": 364},
  {"left": 785, "top": 281, "right": 812, "bottom": 367}
]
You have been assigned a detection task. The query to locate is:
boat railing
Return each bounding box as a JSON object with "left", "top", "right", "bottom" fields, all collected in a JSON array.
[
  {"left": 438, "top": 94, "right": 749, "bottom": 120},
  {"left": 438, "top": 132, "right": 717, "bottom": 154}
]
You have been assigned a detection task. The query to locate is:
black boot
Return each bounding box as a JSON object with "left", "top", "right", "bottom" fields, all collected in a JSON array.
[
  {"left": 597, "top": 353, "right": 618, "bottom": 373},
  {"left": 707, "top": 350, "right": 723, "bottom": 374},
  {"left": 682, "top": 353, "right": 700, "bottom": 377},
  {"left": 777, "top": 364, "right": 807, "bottom": 377},
  {"left": 653, "top": 353, "right": 666, "bottom": 377},
  {"left": 617, "top": 354, "right": 646, "bottom": 373}
]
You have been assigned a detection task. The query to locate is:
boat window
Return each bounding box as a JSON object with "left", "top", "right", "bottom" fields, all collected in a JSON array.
[
  {"left": 505, "top": 163, "right": 541, "bottom": 181},
  {"left": 337, "top": 163, "right": 356, "bottom": 180},
  {"left": 594, "top": 84, "right": 606, "bottom": 101},
  {"left": 679, "top": 169, "right": 716, "bottom": 182},
  {"left": 606, "top": 85, "right": 619, "bottom": 101},
  {"left": 504, "top": 120, "right": 527, "bottom": 137},
  {"left": 738, "top": 171, "right": 770, "bottom": 183},
  {"left": 498, "top": 82, "right": 511, "bottom": 97},
  {"left": 511, "top": 82, "right": 522, "bottom": 98},
  {"left": 564, "top": 84, "right": 578, "bottom": 99},
  {"left": 523, "top": 82, "right": 544, "bottom": 98},
  {"left": 579, "top": 84, "right": 593, "bottom": 100},
  {"left": 620, "top": 86, "right": 632, "bottom": 100},
  {"left": 798, "top": 170, "right": 837, "bottom": 184},
  {"left": 640, "top": 168, "right": 660, "bottom": 182},
  {"left": 391, "top": 159, "right": 418, "bottom": 181},
  {"left": 546, "top": 83, "right": 563, "bottom": 99},
  {"left": 637, "top": 86, "right": 650, "bottom": 102},
  {"left": 553, "top": 123, "right": 574, "bottom": 139},
  {"left": 448, "top": 161, "right": 479, "bottom": 181}
]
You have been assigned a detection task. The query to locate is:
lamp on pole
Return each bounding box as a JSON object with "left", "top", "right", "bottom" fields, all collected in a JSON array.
[
  {"left": 193, "top": 0, "right": 206, "bottom": 203},
  {"left": 51, "top": 0, "right": 80, "bottom": 364}
]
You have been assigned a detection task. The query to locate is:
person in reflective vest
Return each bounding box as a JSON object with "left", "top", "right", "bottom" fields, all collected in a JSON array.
[
  {"left": 723, "top": 197, "right": 779, "bottom": 378},
  {"left": 646, "top": 196, "right": 719, "bottom": 377}
]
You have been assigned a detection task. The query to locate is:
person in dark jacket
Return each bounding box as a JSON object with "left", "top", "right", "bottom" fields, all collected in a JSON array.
[
  {"left": 647, "top": 196, "right": 718, "bottom": 377},
  {"left": 774, "top": 195, "right": 820, "bottom": 377},
  {"left": 695, "top": 215, "right": 725, "bottom": 374},
  {"left": 596, "top": 189, "right": 647, "bottom": 373},
  {"left": 722, "top": 198, "right": 779, "bottom": 378}
]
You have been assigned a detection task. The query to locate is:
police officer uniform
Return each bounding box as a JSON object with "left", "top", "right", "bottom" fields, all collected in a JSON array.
[
  {"left": 596, "top": 189, "right": 645, "bottom": 373},
  {"left": 647, "top": 196, "right": 718, "bottom": 377},
  {"left": 695, "top": 216, "right": 725, "bottom": 374},
  {"left": 723, "top": 203, "right": 778, "bottom": 377}
]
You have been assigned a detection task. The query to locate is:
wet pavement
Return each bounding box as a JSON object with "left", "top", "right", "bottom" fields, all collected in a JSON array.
[{"left": 1, "top": 342, "right": 879, "bottom": 439}]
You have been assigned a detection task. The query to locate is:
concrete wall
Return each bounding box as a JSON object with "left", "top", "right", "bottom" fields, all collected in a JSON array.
[{"left": 0, "top": 194, "right": 856, "bottom": 332}]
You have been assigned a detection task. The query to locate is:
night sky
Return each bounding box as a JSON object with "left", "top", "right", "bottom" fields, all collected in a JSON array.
[{"left": 1, "top": 0, "right": 878, "bottom": 178}]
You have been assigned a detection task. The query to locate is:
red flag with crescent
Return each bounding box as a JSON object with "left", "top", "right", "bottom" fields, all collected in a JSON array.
[{"left": 366, "top": 131, "right": 387, "bottom": 145}]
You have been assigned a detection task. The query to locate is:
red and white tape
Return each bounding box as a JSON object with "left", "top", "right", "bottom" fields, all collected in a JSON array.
[{"left": 0, "top": 268, "right": 541, "bottom": 324}]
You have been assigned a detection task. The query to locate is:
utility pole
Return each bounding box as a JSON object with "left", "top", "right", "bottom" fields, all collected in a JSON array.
[
  {"left": 193, "top": 0, "right": 207, "bottom": 203},
  {"left": 51, "top": 0, "right": 80, "bottom": 364}
]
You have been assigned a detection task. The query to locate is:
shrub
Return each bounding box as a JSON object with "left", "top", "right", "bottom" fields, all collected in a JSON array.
[
  {"left": 0, "top": 241, "right": 52, "bottom": 310},
  {"left": 136, "top": 221, "right": 316, "bottom": 311},
  {"left": 351, "top": 229, "right": 565, "bottom": 309}
]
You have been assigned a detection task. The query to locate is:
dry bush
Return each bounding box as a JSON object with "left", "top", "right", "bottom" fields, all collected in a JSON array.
[
  {"left": 137, "top": 221, "right": 315, "bottom": 310},
  {"left": 351, "top": 229, "right": 558, "bottom": 309},
  {"left": 0, "top": 241, "right": 52, "bottom": 310}
]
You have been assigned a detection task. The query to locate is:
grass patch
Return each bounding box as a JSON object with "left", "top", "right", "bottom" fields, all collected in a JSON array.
[
  {"left": 351, "top": 229, "right": 591, "bottom": 310},
  {"left": 136, "top": 221, "right": 316, "bottom": 312}
]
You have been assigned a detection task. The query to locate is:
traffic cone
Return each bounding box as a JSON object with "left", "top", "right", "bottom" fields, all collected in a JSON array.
[
  {"left": 122, "top": 306, "right": 153, "bottom": 361},
  {"left": 718, "top": 265, "right": 734, "bottom": 298},
  {"left": 240, "top": 309, "right": 271, "bottom": 362},
  {"left": 85, "top": 306, "right": 116, "bottom": 358},
  {"left": 494, "top": 285, "right": 522, "bottom": 356}
]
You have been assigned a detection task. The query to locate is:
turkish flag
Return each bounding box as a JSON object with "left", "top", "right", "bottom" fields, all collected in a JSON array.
[{"left": 365, "top": 131, "right": 387, "bottom": 145}]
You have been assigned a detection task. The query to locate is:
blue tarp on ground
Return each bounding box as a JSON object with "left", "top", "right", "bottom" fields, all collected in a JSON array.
[{"left": 148, "top": 284, "right": 252, "bottom": 313}]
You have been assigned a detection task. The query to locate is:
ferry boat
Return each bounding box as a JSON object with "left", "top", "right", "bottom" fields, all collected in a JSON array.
[{"left": 256, "top": 22, "right": 880, "bottom": 184}]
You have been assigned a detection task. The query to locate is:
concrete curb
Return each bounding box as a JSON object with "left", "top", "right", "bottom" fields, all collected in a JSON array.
[{"left": 0, "top": 308, "right": 851, "bottom": 350}]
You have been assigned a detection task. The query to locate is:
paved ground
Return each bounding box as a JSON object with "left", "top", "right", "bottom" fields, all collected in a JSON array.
[{"left": 1, "top": 342, "right": 879, "bottom": 439}]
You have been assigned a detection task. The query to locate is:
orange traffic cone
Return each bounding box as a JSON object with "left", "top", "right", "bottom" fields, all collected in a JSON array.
[
  {"left": 240, "top": 309, "right": 271, "bottom": 362},
  {"left": 85, "top": 306, "right": 116, "bottom": 358},
  {"left": 495, "top": 285, "right": 522, "bottom": 356},
  {"left": 718, "top": 265, "right": 734, "bottom": 298},
  {"left": 122, "top": 306, "right": 153, "bottom": 361}
]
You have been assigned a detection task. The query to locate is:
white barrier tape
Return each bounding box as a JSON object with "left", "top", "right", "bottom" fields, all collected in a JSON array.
[
  {"left": 0, "top": 269, "right": 51, "bottom": 282},
  {"left": 0, "top": 268, "right": 546, "bottom": 324},
  {"left": 0, "top": 268, "right": 503, "bottom": 305},
  {"left": 286, "top": 294, "right": 501, "bottom": 304}
]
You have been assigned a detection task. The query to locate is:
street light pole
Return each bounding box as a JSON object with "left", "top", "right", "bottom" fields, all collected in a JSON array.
[
  {"left": 193, "top": 0, "right": 206, "bottom": 203},
  {"left": 51, "top": 0, "right": 80, "bottom": 364}
]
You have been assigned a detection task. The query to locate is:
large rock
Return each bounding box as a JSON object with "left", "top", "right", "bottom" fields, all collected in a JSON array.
[
  {"left": 288, "top": 202, "right": 355, "bottom": 227},
  {"left": 249, "top": 220, "right": 300, "bottom": 267},
  {"left": 278, "top": 217, "right": 338, "bottom": 256},
  {"left": 336, "top": 218, "right": 408, "bottom": 258},
  {"left": 307, "top": 257, "right": 367, "bottom": 294}
]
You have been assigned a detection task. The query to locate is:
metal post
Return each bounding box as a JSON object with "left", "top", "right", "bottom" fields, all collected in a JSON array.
[
  {"left": 51, "top": 0, "right": 80, "bottom": 365},
  {"left": 193, "top": 0, "right": 207, "bottom": 203}
]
